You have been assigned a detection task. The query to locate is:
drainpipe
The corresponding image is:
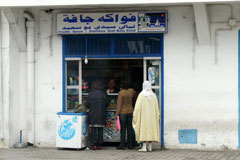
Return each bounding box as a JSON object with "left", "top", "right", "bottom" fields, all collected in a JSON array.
[
  {"left": 24, "top": 11, "right": 35, "bottom": 145},
  {"left": 0, "top": 10, "right": 3, "bottom": 140}
]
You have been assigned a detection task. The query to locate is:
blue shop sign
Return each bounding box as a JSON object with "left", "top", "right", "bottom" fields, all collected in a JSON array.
[{"left": 57, "top": 12, "right": 167, "bottom": 34}]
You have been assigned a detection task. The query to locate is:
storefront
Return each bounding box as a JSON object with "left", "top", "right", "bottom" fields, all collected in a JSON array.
[
  {"left": 2, "top": 2, "right": 239, "bottom": 150},
  {"left": 59, "top": 12, "right": 166, "bottom": 144}
]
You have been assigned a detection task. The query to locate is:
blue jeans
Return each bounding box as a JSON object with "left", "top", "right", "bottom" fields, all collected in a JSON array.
[{"left": 119, "top": 114, "right": 133, "bottom": 148}]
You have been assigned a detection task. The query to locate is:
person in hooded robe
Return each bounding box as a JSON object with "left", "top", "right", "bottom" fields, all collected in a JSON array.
[{"left": 132, "top": 81, "right": 160, "bottom": 152}]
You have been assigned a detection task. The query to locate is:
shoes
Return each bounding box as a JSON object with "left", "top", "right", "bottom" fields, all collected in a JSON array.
[
  {"left": 138, "top": 142, "right": 147, "bottom": 152},
  {"left": 92, "top": 145, "right": 97, "bottom": 150},
  {"left": 92, "top": 145, "right": 103, "bottom": 150},
  {"left": 128, "top": 146, "right": 134, "bottom": 149},
  {"left": 138, "top": 148, "right": 147, "bottom": 152},
  {"left": 147, "top": 142, "right": 152, "bottom": 152}
]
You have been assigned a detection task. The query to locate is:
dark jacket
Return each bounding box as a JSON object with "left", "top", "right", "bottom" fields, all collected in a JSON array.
[{"left": 86, "top": 89, "right": 108, "bottom": 126}]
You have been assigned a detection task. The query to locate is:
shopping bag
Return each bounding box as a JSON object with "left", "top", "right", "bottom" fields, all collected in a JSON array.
[{"left": 116, "top": 116, "right": 121, "bottom": 131}]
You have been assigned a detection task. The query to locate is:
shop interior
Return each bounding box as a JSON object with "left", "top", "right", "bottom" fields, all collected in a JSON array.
[{"left": 82, "top": 59, "right": 143, "bottom": 93}]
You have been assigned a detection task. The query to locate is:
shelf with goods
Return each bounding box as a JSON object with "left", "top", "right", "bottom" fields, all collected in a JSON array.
[
  {"left": 67, "top": 89, "right": 79, "bottom": 112},
  {"left": 82, "top": 60, "right": 133, "bottom": 90},
  {"left": 82, "top": 67, "right": 125, "bottom": 91},
  {"left": 104, "top": 93, "right": 120, "bottom": 142}
]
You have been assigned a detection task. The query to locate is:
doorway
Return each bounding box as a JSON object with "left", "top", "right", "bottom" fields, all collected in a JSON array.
[
  {"left": 63, "top": 33, "right": 164, "bottom": 146},
  {"left": 65, "top": 58, "right": 163, "bottom": 145}
]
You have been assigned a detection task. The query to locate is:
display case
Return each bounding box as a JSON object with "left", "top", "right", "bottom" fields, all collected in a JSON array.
[{"left": 104, "top": 93, "right": 120, "bottom": 142}]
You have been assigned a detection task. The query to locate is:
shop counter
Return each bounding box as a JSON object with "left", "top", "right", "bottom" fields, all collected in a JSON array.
[{"left": 56, "top": 112, "right": 88, "bottom": 149}]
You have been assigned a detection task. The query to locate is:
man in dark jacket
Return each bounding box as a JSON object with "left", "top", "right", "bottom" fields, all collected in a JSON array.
[{"left": 86, "top": 80, "right": 108, "bottom": 150}]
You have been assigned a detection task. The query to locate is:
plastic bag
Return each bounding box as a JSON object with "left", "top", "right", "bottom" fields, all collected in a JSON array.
[{"left": 116, "top": 116, "right": 121, "bottom": 131}]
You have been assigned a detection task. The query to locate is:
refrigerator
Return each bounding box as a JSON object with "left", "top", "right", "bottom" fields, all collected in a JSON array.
[{"left": 56, "top": 112, "right": 88, "bottom": 149}]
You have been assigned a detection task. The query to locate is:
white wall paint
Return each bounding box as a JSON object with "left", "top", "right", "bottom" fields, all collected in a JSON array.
[
  {"left": 0, "top": 8, "right": 27, "bottom": 147},
  {"left": 1, "top": 3, "right": 240, "bottom": 150},
  {"left": 164, "top": 5, "right": 239, "bottom": 150},
  {"left": 34, "top": 35, "right": 62, "bottom": 146},
  {"left": 0, "top": 10, "right": 27, "bottom": 148},
  {"left": 0, "top": 12, "right": 10, "bottom": 148},
  {"left": 9, "top": 28, "right": 21, "bottom": 147}
]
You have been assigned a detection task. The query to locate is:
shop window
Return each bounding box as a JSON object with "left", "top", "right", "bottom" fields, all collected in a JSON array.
[
  {"left": 66, "top": 61, "right": 80, "bottom": 111},
  {"left": 67, "top": 89, "right": 79, "bottom": 111},
  {"left": 67, "top": 61, "right": 79, "bottom": 86}
]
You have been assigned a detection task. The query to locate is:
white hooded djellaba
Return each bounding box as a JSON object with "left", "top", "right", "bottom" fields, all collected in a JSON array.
[{"left": 132, "top": 81, "right": 160, "bottom": 143}]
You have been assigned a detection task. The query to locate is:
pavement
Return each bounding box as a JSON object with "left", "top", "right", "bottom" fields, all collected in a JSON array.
[{"left": 0, "top": 147, "right": 240, "bottom": 160}]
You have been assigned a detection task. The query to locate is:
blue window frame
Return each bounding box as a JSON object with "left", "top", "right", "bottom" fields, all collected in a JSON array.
[
  {"left": 238, "top": 31, "right": 240, "bottom": 149},
  {"left": 63, "top": 34, "right": 163, "bottom": 58}
]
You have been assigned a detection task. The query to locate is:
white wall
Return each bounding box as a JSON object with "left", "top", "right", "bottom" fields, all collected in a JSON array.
[
  {"left": 34, "top": 10, "right": 62, "bottom": 147},
  {"left": 0, "top": 12, "right": 10, "bottom": 148},
  {"left": 0, "top": 9, "right": 28, "bottom": 148},
  {"left": 164, "top": 4, "right": 239, "bottom": 150},
  {"left": 1, "top": 3, "right": 240, "bottom": 150},
  {"left": 9, "top": 27, "right": 21, "bottom": 147}
]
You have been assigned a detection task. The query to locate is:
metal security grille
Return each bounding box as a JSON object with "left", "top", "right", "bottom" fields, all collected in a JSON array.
[
  {"left": 87, "top": 36, "right": 111, "bottom": 56},
  {"left": 63, "top": 34, "right": 163, "bottom": 57},
  {"left": 64, "top": 36, "right": 86, "bottom": 56},
  {"left": 115, "top": 35, "right": 162, "bottom": 56}
]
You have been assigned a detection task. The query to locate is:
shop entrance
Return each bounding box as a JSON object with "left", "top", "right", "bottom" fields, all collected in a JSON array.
[
  {"left": 63, "top": 33, "right": 164, "bottom": 146},
  {"left": 82, "top": 59, "right": 144, "bottom": 142},
  {"left": 65, "top": 58, "right": 162, "bottom": 144}
]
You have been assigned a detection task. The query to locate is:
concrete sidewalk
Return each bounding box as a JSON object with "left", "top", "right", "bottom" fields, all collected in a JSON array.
[{"left": 0, "top": 147, "right": 239, "bottom": 160}]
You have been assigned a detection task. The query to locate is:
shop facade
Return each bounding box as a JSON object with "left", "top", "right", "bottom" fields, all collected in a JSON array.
[
  {"left": 0, "top": 1, "right": 240, "bottom": 150},
  {"left": 60, "top": 12, "right": 165, "bottom": 144}
]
